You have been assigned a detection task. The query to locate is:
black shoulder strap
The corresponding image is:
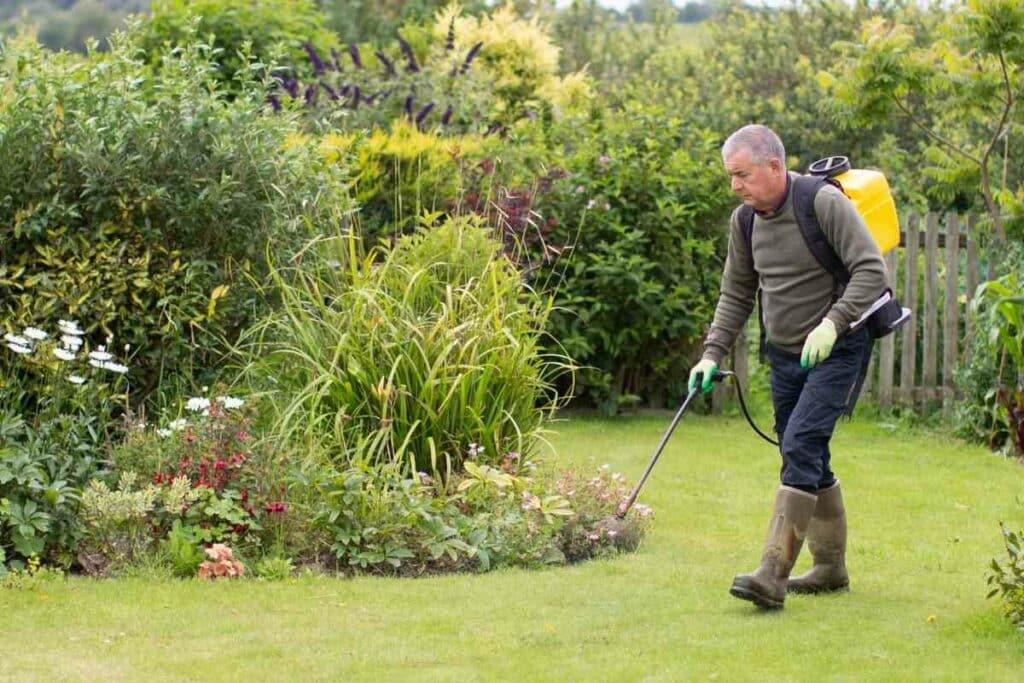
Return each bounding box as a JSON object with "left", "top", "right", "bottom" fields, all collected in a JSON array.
[
  {"left": 737, "top": 203, "right": 765, "bottom": 360},
  {"left": 738, "top": 203, "right": 756, "bottom": 274},
  {"left": 792, "top": 175, "right": 850, "bottom": 285}
]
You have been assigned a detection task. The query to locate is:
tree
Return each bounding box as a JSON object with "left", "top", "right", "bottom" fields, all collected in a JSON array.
[{"left": 826, "top": 0, "right": 1024, "bottom": 241}]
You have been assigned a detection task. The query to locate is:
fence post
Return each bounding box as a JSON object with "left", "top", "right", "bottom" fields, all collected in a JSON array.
[
  {"left": 899, "top": 214, "right": 920, "bottom": 406},
  {"left": 922, "top": 213, "right": 940, "bottom": 407},
  {"left": 943, "top": 213, "right": 960, "bottom": 408},
  {"left": 965, "top": 214, "right": 980, "bottom": 354}
]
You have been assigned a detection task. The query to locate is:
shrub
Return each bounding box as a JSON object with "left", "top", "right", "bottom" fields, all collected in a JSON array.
[
  {"left": 988, "top": 522, "right": 1024, "bottom": 632},
  {"left": 239, "top": 216, "right": 569, "bottom": 476},
  {"left": 548, "top": 464, "right": 653, "bottom": 562},
  {"left": 278, "top": 3, "right": 591, "bottom": 135},
  {"left": 76, "top": 471, "right": 199, "bottom": 575},
  {"left": 0, "top": 34, "right": 350, "bottom": 403},
  {"left": 524, "top": 103, "right": 735, "bottom": 412},
  {"left": 955, "top": 243, "right": 1024, "bottom": 457},
  {"left": 135, "top": 0, "right": 337, "bottom": 88}
]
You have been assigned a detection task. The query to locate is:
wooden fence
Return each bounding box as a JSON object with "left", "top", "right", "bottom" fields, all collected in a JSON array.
[{"left": 715, "top": 212, "right": 1001, "bottom": 414}]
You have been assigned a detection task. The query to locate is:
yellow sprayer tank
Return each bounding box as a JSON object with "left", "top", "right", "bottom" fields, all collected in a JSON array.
[{"left": 808, "top": 156, "right": 900, "bottom": 254}]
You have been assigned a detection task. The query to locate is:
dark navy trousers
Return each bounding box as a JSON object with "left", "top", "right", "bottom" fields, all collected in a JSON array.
[{"left": 766, "top": 327, "right": 871, "bottom": 490}]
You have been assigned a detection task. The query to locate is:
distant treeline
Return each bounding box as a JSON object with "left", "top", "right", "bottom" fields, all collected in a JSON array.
[{"left": 1, "top": 1, "right": 723, "bottom": 53}]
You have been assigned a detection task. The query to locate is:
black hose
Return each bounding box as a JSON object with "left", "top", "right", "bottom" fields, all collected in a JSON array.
[{"left": 714, "top": 370, "right": 779, "bottom": 447}]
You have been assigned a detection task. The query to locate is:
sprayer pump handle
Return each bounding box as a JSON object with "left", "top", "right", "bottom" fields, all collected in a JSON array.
[{"left": 808, "top": 156, "right": 851, "bottom": 178}]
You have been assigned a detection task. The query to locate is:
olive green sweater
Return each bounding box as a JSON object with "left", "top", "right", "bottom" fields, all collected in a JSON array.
[{"left": 702, "top": 173, "right": 888, "bottom": 364}]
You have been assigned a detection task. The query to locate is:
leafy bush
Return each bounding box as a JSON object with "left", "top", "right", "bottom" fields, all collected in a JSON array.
[
  {"left": 548, "top": 464, "right": 653, "bottom": 562},
  {"left": 278, "top": 3, "right": 591, "bottom": 135},
  {"left": 525, "top": 102, "right": 735, "bottom": 412},
  {"left": 76, "top": 471, "right": 198, "bottom": 575},
  {"left": 0, "top": 34, "right": 350, "bottom": 402},
  {"left": 239, "top": 216, "right": 569, "bottom": 476},
  {"left": 278, "top": 21, "right": 494, "bottom": 137},
  {"left": 135, "top": 0, "right": 336, "bottom": 88},
  {"left": 988, "top": 522, "right": 1024, "bottom": 632},
  {"left": 955, "top": 244, "right": 1024, "bottom": 457}
]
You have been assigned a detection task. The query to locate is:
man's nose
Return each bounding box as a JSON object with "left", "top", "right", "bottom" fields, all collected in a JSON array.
[{"left": 731, "top": 176, "right": 742, "bottom": 192}]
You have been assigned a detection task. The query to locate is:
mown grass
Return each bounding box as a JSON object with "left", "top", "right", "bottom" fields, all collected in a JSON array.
[{"left": 1, "top": 413, "right": 1021, "bottom": 681}]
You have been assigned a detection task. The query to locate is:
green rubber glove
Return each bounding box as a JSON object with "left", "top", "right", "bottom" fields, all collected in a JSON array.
[
  {"left": 687, "top": 359, "right": 718, "bottom": 394},
  {"left": 800, "top": 318, "right": 838, "bottom": 369}
]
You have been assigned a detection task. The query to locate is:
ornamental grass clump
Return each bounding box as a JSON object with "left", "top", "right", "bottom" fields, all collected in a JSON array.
[{"left": 240, "top": 215, "right": 570, "bottom": 478}]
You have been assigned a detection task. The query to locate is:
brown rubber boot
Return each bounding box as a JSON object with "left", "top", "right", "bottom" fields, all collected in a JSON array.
[
  {"left": 730, "top": 486, "right": 817, "bottom": 610},
  {"left": 787, "top": 481, "right": 849, "bottom": 594}
]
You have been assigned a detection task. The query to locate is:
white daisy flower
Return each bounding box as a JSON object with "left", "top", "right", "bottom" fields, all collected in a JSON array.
[
  {"left": 103, "top": 362, "right": 129, "bottom": 375},
  {"left": 88, "top": 359, "right": 105, "bottom": 369},
  {"left": 6, "top": 342, "right": 32, "bottom": 354},
  {"left": 168, "top": 418, "right": 188, "bottom": 431},
  {"left": 216, "top": 396, "right": 245, "bottom": 410},
  {"left": 61, "top": 335, "right": 83, "bottom": 349},
  {"left": 186, "top": 397, "right": 211, "bottom": 412},
  {"left": 4, "top": 333, "right": 31, "bottom": 347},
  {"left": 58, "top": 320, "right": 84, "bottom": 336},
  {"left": 53, "top": 348, "right": 76, "bottom": 361},
  {"left": 88, "top": 347, "right": 114, "bottom": 362},
  {"left": 23, "top": 327, "right": 48, "bottom": 341},
  {"left": 67, "top": 374, "right": 87, "bottom": 385},
  {"left": 156, "top": 428, "right": 172, "bottom": 438}
]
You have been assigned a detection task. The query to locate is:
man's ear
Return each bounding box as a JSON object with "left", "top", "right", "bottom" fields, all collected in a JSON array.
[{"left": 767, "top": 157, "right": 785, "bottom": 175}]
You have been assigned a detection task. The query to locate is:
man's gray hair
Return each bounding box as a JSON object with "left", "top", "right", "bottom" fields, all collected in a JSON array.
[{"left": 721, "top": 124, "right": 786, "bottom": 165}]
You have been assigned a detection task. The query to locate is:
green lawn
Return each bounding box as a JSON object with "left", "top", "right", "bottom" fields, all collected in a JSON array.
[{"left": 1, "top": 414, "right": 1022, "bottom": 681}]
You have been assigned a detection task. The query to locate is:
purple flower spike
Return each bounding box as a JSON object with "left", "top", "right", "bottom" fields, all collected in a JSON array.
[
  {"left": 304, "top": 84, "right": 317, "bottom": 104},
  {"left": 461, "top": 41, "right": 483, "bottom": 74},
  {"left": 321, "top": 82, "right": 339, "bottom": 100},
  {"left": 348, "top": 43, "right": 363, "bottom": 69},
  {"left": 445, "top": 19, "right": 455, "bottom": 51},
  {"left": 304, "top": 41, "right": 326, "bottom": 75},
  {"left": 397, "top": 34, "right": 419, "bottom": 73},
  {"left": 440, "top": 104, "right": 454, "bottom": 125},
  {"left": 375, "top": 50, "right": 397, "bottom": 78},
  {"left": 351, "top": 85, "right": 361, "bottom": 109},
  {"left": 404, "top": 95, "right": 413, "bottom": 118},
  {"left": 415, "top": 102, "right": 435, "bottom": 128},
  {"left": 268, "top": 94, "right": 281, "bottom": 112},
  {"left": 280, "top": 77, "right": 299, "bottom": 99},
  {"left": 330, "top": 47, "right": 342, "bottom": 71}
]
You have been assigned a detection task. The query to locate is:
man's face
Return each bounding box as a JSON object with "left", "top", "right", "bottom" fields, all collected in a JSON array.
[{"left": 723, "top": 147, "right": 787, "bottom": 214}]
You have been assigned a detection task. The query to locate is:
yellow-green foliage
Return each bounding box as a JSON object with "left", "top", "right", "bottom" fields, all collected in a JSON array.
[
  {"left": 319, "top": 123, "right": 485, "bottom": 237},
  {"left": 434, "top": 3, "right": 584, "bottom": 117}
]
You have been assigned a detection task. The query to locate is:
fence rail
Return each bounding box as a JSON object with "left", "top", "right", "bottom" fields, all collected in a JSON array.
[{"left": 718, "top": 212, "right": 999, "bottom": 414}]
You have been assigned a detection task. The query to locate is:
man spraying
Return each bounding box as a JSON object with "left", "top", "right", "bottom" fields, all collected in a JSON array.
[{"left": 689, "top": 124, "right": 887, "bottom": 610}]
